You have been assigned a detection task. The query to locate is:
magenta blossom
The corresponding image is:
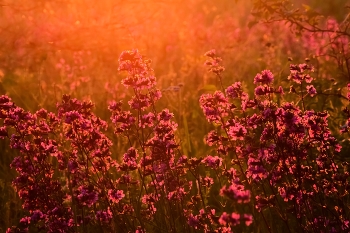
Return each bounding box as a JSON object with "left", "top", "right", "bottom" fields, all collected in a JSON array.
[{"left": 254, "top": 70, "right": 274, "bottom": 85}]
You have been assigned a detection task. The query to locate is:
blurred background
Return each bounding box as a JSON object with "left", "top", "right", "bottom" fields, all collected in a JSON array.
[{"left": 0, "top": 0, "right": 348, "bottom": 108}]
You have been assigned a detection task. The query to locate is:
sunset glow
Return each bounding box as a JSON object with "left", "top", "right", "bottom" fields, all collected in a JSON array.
[{"left": 0, "top": 1, "right": 350, "bottom": 232}]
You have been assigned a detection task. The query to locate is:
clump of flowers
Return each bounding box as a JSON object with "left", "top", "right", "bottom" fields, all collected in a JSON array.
[
  {"left": 199, "top": 49, "right": 350, "bottom": 233},
  {"left": 1, "top": 49, "right": 350, "bottom": 233}
]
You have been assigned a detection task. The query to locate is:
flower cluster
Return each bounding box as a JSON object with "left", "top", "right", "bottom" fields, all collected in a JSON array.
[
  {"left": 1, "top": 49, "right": 350, "bottom": 233},
  {"left": 0, "top": 96, "right": 74, "bottom": 232},
  {"left": 199, "top": 50, "right": 350, "bottom": 233},
  {"left": 204, "top": 49, "right": 225, "bottom": 75}
]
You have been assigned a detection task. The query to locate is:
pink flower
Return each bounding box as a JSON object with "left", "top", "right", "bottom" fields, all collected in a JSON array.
[
  {"left": 188, "top": 214, "right": 201, "bottom": 229},
  {"left": 202, "top": 155, "right": 222, "bottom": 168},
  {"left": 108, "top": 189, "right": 125, "bottom": 204},
  {"left": 306, "top": 85, "right": 317, "bottom": 97},
  {"left": 254, "top": 70, "right": 274, "bottom": 84}
]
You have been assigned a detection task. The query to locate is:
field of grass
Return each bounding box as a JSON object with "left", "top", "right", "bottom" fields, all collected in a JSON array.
[{"left": 0, "top": 0, "right": 350, "bottom": 232}]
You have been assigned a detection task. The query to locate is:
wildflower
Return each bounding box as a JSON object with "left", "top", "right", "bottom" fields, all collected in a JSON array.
[
  {"left": 226, "top": 82, "right": 242, "bottom": 98},
  {"left": 218, "top": 212, "right": 240, "bottom": 226},
  {"left": 220, "top": 184, "right": 251, "bottom": 203},
  {"left": 242, "top": 214, "right": 253, "bottom": 226},
  {"left": 96, "top": 208, "right": 113, "bottom": 223},
  {"left": 202, "top": 155, "right": 222, "bottom": 168},
  {"left": 204, "top": 50, "right": 225, "bottom": 74},
  {"left": 204, "top": 49, "right": 216, "bottom": 58},
  {"left": 227, "top": 122, "right": 247, "bottom": 141},
  {"left": 247, "top": 157, "right": 268, "bottom": 180},
  {"left": 254, "top": 70, "right": 274, "bottom": 84},
  {"left": 77, "top": 186, "right": 99, "bottom": 207},
  {"left": 254, "top": 86, "right": 266, "bottom": 95},
  {"left": 188, "top": 214, "right": 201, "bottom": 229},
  {"left": 30, "top": 210, "right": 45, "bottom": 222},
  {"left": 306, "top": 85, "right": 317, "bottom": 97},
  {"left": 108, "top": 189, "right": 125, "bottom": 204}
]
